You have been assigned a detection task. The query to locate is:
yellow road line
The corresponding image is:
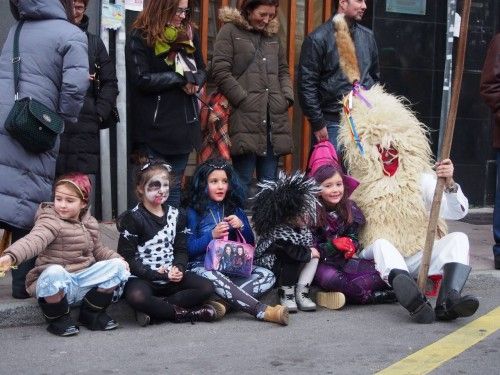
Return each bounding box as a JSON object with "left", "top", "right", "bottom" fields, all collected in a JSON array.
[{"left": 376, "top": 306, "right": 500, "bottom": 375}]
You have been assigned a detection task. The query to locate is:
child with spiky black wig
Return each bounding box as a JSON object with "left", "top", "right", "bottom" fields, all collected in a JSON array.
[{"left": 252, "top": 172, "right": 321, "bottom": 313}]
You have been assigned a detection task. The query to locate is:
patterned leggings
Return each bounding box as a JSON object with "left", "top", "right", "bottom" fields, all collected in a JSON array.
[{"left": 190, "top": 264, "right": 276, "bottom": 319}]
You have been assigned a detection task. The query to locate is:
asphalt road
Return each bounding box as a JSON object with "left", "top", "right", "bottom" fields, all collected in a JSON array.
[{"left": 0, "top": 273, "right": 498, "bottom": 375}]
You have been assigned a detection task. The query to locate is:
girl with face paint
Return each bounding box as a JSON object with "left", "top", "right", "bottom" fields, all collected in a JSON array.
[
  {"left": 184, "top": 158, "right": 289, "bottom": 326},
  {"left": 117, "top": 160, "right": 226, "bottom": 326}
]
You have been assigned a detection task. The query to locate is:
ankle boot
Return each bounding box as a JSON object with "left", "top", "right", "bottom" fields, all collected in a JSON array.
[
  {"left": 38, "top": 297, "right": 79, "bottom": 337},
  {"left": 435, "top": 262, "right": 479, "bottom": 321},
  {"left": 389, "top": 269, "right": 435, "bottom": 324},
  {"left": 295, "top": 284, "right": 316, "bottom": 311},
  {"left": 370, "top": 290, "right": 397, "bottom": 304},
  {"left": 316, "top": 291, "right": 346, "bottom": 310},
  {"left": 135, "top": 311, "right": 151, "bottom": 327},
  {"left": 173, "top": 304, "right": 217, "bottom": 323},
  {"left": 79, "top": 288, "right": 119, "bottom": 331},
  {"left": 278, "top": 286, "right": 298, "bottom": 313},
  {"left": 205, "top": 300, "right": 227, "bottom": 320},
  {"left": 263, "top": 305, "right": 289, "bottom": 326}
]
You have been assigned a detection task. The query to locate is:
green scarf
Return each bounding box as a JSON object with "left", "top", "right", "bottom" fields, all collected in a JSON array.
[{"left": 154, "top": 25, "right": 195, "bottom": 66}]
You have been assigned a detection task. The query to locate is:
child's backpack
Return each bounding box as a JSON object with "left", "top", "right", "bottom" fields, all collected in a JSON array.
[{"left": 307, "top": 141, "right": 340, "bottom": 176}]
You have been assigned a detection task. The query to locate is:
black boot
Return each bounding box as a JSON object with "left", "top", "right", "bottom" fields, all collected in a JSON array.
[
  {"left": 435, "top": 262, "right": 479, "bottom": 321},
  {"left": 370, "top": 289, "right": 398, "bottom": 304},
  {"left": 38, "top": 297, "right": 79, "bottom": 337},
  {"left": 173, "top": 304, "right": 217, "bottom": 324},
  {"left": 389, "top": 269, "right": 435, "bottom": 324},
  {"left": 79, "top": 288, "right": 119, "bottom": 331}
]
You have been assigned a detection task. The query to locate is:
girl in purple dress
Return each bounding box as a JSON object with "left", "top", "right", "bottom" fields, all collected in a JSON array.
[{"left": 311, "top": 164, "right": 396, "bottom": 307}]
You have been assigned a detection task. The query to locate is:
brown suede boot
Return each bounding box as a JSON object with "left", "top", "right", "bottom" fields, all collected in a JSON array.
[
  {"left": 263, "top": 305, "right": 289, "bottom": 326},
  {"left": 205, "top": 300, "right": 226, "bottom": 320}
]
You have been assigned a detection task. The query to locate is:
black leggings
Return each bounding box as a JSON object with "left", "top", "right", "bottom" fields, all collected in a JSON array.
[{"left": 124, "top": 272, "right": 214, "bottom": 321}]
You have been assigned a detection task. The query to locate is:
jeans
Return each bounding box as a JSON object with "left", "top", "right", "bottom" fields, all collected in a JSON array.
[
  {"left": 494, "top": 150, "right": 500, "bottom": 264},
  {"left": 146, "top": 148, "right": 190, "bottom": 208},
  {"left": 35, "top": 259, "right": 130, "bottom": 305},
  {"left": 324, "top": 119, "right": 340, "bottom": 150},
  {"left": 232, "top": 126, "right": 278, "bottom": 200}
]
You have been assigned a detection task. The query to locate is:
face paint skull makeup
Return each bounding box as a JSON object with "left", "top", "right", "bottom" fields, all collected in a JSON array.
[{"left": 144, "top": 173, "right": 170, "bottom": 206}]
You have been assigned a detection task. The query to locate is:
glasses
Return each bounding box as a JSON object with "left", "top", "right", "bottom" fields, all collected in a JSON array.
[
  {"left": 176, "top": 7, "right": 191, "bottom": 16},
  {"left": 141, "top": 161, "right": 172, "bottom": 172}
]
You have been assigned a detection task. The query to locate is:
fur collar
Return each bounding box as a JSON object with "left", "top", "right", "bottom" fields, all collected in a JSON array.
[{"left": 218, "top": 7, "right": 279, "bottom": 36}]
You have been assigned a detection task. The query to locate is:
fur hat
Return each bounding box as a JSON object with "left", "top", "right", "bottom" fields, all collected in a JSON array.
[{"left": 251, "top": 171, "right": 321, "bottom": 236}]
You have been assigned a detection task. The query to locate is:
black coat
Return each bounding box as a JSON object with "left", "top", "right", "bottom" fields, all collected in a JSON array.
[
  {"left": 126, "top": 28, "right": 207, "bottom": 155},
  {"left": 56, "top": 16, "right": 118, "bottom": 175},
  {"left": 298, "top": 20, "right": 380, "bottom": 131}
]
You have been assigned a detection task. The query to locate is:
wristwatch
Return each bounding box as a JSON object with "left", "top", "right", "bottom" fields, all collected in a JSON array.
[{"left": 445, "top": 183, "right": 458, "bottom": 194}]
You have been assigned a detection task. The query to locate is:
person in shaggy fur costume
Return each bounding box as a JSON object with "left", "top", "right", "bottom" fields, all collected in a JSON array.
[
  {"left": 252, "top": 172, "right": 322, "bottom": 313},
  {"left": 333, "top": 14, "right": 479, "bottom": 324}
]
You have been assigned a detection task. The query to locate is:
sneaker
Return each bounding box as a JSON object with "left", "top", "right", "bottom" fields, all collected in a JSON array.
[
  {"left": 279, "top": 286, "right": 298, "bottom": 313},
  {"left": 316, "top": 291, "right": 346, "bottom": 310},
  {"left": 295, "top": 284, "right": 317, "bottom": 311}
]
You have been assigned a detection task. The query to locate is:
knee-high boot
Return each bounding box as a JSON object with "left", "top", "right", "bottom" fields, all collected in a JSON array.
[
  {"left": 435, "top": 262, "right": 479, "bottom": 321},
  {"left": 38, "top": 297, "right": 79, "bottom": 337},
  {"left": 389, "top": 269, "right": 435, "bottom": 324},
  {"left": 79, "top": 288, "right": 119, "bottom": 331}
]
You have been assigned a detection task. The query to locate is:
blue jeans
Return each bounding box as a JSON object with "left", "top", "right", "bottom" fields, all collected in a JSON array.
[
  {"left": 232, "top": 127, "right": 278, "bottom": 199},
  {"left": 36, "top": 259, "right": 130, "bottom": 304},
  {"left": 494, "top": 150, "right": 500, "bottom": 264},
  {"left": 146, "top": 148, "right": 190, "bottom": 208}
]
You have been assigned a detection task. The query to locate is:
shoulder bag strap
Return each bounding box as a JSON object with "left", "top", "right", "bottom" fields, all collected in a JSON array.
[{"left": 12, "top": 20, "right": 24, "bottom": 100}]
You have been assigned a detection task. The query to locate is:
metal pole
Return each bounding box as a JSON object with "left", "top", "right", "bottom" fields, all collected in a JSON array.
[
  {"left": 98, "top": 2, "right": 113, "bottom": 221},
  {"left": 437, "top": 0, "right": 457, "bottom": 156},
  {"left": 115, "top": 1, "right": 128, "bottom": 215}
]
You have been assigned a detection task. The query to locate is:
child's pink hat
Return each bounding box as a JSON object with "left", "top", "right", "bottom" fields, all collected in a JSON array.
[{"left": 56, "top": 172, "right": 92, "bottom": 202}]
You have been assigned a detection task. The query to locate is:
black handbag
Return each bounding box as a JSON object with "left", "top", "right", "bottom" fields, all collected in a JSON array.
[
  {"left": 88, "top": 34, "right": 120, "bottom": 129},
  {"left": 4, "top": 21, "right": 63, "bottom": 153}
]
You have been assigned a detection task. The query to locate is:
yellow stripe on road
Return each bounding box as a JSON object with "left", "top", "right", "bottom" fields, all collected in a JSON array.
[{"left": 376, "top": 306, "right": 500, "bottom": 375}]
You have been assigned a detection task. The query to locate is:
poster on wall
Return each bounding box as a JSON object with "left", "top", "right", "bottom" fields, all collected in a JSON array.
[
  {"left": 125, "top": 0, "right": 143, "bottom": 11},
  {"left": 102, "top": 0, "right": 125, "bottom": 30},
  {"left": 386, "top": 0, "right": 427, "bottom": 16}
]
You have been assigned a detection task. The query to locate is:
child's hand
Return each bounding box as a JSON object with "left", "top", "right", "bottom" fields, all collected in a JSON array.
[
  {"left": 168, "top": 266, "right": 183, "bottom": 283},
  {"left": 212, "top": 221, "right": 230, "bottom": 239},
  {"left": 119, "top": 258, "right": 130, "bottom": 272},
  {"left": 224, "top": 215, "right": 244, "bottom": 229},
  {"left": 0, "top": 255, "right": 13, "bottom": 277},
  {"left": 310, "top": 247, "right": 320, "bottom": 259},
  {"left": 332, "top": 237, "right": 356, "bottom": 259}
]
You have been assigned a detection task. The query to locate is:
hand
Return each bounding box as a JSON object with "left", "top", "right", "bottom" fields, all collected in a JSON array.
[
  {"left": 182, "top": 83, "right": 198, "bottom": 96},
  {"left": 224, "top": 215, "right": 244, "bottom": 230},
  {"left": 435, "top": 158, "right": 455, "bottom": 188},
  {"left": 332, "top": 237, "right": 356, "bottom": 259},
  {"left": 0, "top": 255, "right": 13, "bottom": 275},
  {"left": 310, "top": 247, "right": 320, "bottom": 259},
  {"left": 314, "top": 127, "right": 329, "bottom": 142},
  {"left": 119, "top": 258, "right": 130, "bottom": 272},
  {"left": 168, "top": 266, "right": 183, "bottom": 283},
  {"left": 212, "top": 221, "right": 230, "bottom": 239}
]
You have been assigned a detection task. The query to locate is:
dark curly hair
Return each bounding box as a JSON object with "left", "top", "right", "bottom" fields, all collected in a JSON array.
[{"left": 184, "top": 158, "right": 245, "bottom": 215}]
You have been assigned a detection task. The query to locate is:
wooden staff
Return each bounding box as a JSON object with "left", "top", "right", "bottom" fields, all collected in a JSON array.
[{"left": 417, "top": 0, "right": 472, "bottom": 292}]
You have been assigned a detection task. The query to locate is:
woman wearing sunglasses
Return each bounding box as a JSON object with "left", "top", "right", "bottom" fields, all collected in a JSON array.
[{"left": 126, "top": 0, "right": 206, "bottom": 208}]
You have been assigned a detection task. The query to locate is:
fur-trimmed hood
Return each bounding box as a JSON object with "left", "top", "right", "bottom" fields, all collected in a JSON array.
[{"left": 218, "top": 7, "right": 279, "bottom": 36}]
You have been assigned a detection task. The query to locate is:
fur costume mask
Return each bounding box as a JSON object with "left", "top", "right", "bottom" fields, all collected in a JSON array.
[
  {"left": 337, "top": 85, "right": 447, "bottom": 257},
  {"left": 251, "top": 172, "right": 321, "bottom": 237}
]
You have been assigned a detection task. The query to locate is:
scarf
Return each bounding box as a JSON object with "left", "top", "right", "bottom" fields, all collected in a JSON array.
[
  {"left": 154, "top": 25, "right": 197, "bottom": 79},
  {"left": 254, "top": 225, "right": 313, "bottom": 270}
]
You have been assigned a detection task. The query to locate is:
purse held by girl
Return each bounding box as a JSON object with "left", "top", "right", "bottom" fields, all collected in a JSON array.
[{"left": 205, "top": 230, "right": 254, "bottom": 278}]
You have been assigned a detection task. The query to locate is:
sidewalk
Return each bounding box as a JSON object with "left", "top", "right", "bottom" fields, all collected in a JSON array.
[{"left": 0, "top": 210, "right": 497, "bottom": 328}]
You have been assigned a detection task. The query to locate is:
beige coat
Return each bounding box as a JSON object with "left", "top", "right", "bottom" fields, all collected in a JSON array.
[
  {"left": 211, "top": 7, "right": 293, "bottom": 156},
  {"left": 4, "top": 203, "right": 121, "bottom": 296}
]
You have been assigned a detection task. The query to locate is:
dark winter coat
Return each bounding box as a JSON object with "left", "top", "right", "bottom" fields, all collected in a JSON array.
[
  {"left": 298, "top": 18, "right": 380, "bottom": 131},
  {"left": 0, "top": 0, "right": 89, "bottom": 230},
  {"left": 211, "top": 8, "right": 294, "bottom": 157},
  {"left": 480, "top": 34, "right": 500, "bottom": 148},
  {"left": 126, "top": 28, "right": 206, "bottom": 155},
  {"left": 57, "top": 15, "right": 119, "bottom": 175}
]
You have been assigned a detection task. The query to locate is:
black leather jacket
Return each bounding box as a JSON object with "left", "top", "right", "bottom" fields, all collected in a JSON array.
[{"left": 298, "top": 19, "right": 380, "bottom": 131}]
